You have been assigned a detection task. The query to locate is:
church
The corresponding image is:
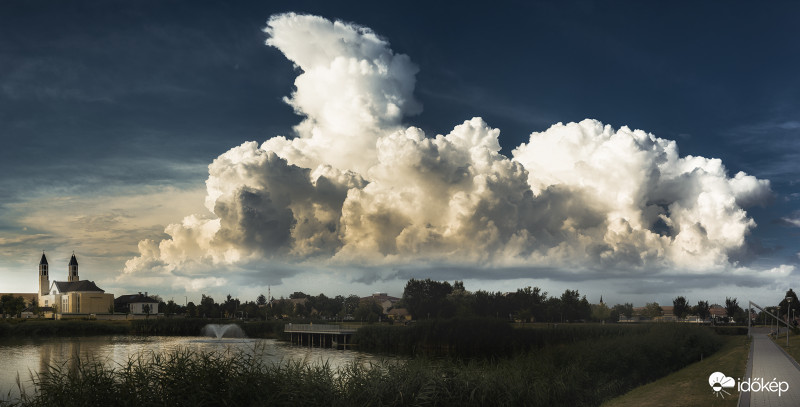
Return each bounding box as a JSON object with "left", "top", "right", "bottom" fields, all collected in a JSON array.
[{"left": 37, "top": 252, "right": 115, "bottom": 316}]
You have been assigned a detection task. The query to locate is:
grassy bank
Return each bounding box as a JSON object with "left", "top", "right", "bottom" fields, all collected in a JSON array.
[
  {"left": 129, "top": 319, "right": 284, "bottom": 338},
  {"left": 771, "top": 328, "right": 800, "bottom": 362},
  {"left": 3, "top": 323, "right": 723, "bottom": 407},
  {"left": 0, "top": 318, "right": 285, "bottom": 338},
  {"left": 0, "top": 320, "right": 130, "bottom": 337},
  {"left": 602, "top": 335, "right": 749, "bottom": 407}
]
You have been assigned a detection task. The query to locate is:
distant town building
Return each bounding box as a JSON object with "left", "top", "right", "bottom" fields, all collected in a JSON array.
[
  {"left": 115, "top": 292, "right": 160, "bottom": 314},
  {"left": 37, "top": 252, "right": 114, "bottom": 316},
  {"left": 361, "top": 292, "right": 401, "bottom": 314}
]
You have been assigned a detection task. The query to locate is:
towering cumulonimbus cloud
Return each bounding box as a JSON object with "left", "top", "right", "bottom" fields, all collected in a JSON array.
[
  {"left": 261, "top": 13, "right": 421, "bottom": 174},
  {"left": 122, "top": 12, "right": 773, "bottom": 286}
]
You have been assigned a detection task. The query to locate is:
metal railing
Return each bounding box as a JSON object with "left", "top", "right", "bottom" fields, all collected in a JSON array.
[{"left": 284, "top": 323, "right": 357, "bottom": 333}]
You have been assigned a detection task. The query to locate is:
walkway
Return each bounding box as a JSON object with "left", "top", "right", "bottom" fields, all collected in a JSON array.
[{"left": 741, "top": 327, "right": 800, "bottom": 407}]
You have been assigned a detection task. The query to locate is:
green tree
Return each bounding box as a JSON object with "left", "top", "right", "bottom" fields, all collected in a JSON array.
[
  {"left": 610, "top": 303, "right": 634, "bottom": 322},
  {"left": 241, "top": 301, "right": 260, "bottom": 320},
  {"left": 163, "top": 300, "right": 181, "bottom": 316},
  {"left": 221, "top": 294, "right": 240, "bottom": 318},
  {"left": 510, "top": 286, "right": 547, "bottom": 322},
  {"left": 291, "top": 302, "right": 310, "bottom": 318},
  {"left": 672, "top": 296, "right": 690, "bottom": 319},
  {"left": 31, "top": 297, "right": 40, "bottom": 317},
  {"left": 724, "top": 297, "right": 741, "bottom": 324},
  {"left": 354, "top": 299, "right": 383, "bottom": 323},
  {"left": 402, "top": 278, "right": 453, "bottom": 319},
  {"left": 0, "top": 294, "right": 25, "bottom": 318},
  {"left": 256, "top": 294, "right": 267, "bottom": 306},
  {"left": 591, "top": 302, "right": 611, "bottom": 322},
  {"left": 778, "top": 289, "right": 800, "bottom": 319},
  {"left": 186, "top": 301, "right": 197, "bottom": 317},
  {"left": 198, "top": 295, "right": 219, "bottom": 318},
  {"left": 308, "top": 293, "right": 342, "bottom": 318},
  {"left": 545, "top": 297, "right": 563, "bottom": 322},
  {"left": 642, "top": 302, "right": 663, "bottom": 318},
  {"left": 694, "top": 300, "right": 710, "bottom": 321},
  {"left": 447, "top": 283, "right": 475, "bottom": 318},
  {"left": 341, "top": 295, "right": 360, "bottom": 318},
  {"left": 560, "top": 290, "right": 591, "bottom": 322}
]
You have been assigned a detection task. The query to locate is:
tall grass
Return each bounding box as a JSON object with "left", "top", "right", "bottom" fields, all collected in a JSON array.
[
  {"left": 241, "top": 320, "right": 286, "bottom": 338},
  {"left": 0, "top": 318, "right": 285, "bottom": 338},
  {"left": 5, "top": 323, "right": 722, "bottom": 407},
  {"left": 354, "top": 319, "right": 667, "bottom": 357}
]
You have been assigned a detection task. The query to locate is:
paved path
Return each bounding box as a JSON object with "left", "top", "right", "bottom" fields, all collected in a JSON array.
[{"left": 742, "top": 327, "right": 800, "bottom": 407}]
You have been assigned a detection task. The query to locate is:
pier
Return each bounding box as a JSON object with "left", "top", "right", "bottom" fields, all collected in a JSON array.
[{"left": 284, "top": 323, "right": 358, "bottom": 349}]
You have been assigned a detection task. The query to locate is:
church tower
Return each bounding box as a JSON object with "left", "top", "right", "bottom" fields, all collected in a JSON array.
[
  {"left": 68, "top": 252, "right": 79, "bottom": 282},
  {"left": 39, "top": 252, "right": 49, "bottom": 296}
]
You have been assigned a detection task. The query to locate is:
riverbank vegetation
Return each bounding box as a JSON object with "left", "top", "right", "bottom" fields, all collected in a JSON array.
[
  {"left": 602, "top": 335, "right": 748, "bottom": 407},
  {"left": 353, "top": 319, "right": 673, "bottom": 357},
  {"left": 1, "top": 323, "right": 726, "bottom": 407},
  {"left": 0, "top": 320, "right": 129, "bottom": 337},
  {"left": 129, "top": 319, "right": 284, "bottom": 338},
  {"left": 0, "top": 318, "right": 285, "bottom": 339}
]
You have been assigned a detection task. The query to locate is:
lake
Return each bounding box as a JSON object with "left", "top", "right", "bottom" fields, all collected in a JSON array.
[{"left": 0, "top": 334, "right": 394, "bottom": 401}]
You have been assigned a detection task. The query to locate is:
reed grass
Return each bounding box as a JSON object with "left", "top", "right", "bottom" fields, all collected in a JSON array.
[
  {"left": 353, "top": 319, "right": 714, "bottom": 358},
  {"left": 3, "top": 323, "right": 722, "bottom": 407},
  {"left": 0, "top": 318, "right": 286, "bottom": 339}
]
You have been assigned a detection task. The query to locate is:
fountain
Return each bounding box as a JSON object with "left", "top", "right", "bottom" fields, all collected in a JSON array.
[{"left": 201, "top": 323, "right": 246, "bottom": 339}]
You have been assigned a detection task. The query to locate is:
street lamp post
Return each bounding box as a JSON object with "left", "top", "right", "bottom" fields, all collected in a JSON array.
[{"left": 787, "top": 297, "right": 792, "bottom": 347}]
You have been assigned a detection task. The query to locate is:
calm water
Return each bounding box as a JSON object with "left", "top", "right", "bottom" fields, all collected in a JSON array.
[{"left": 0, "top": 335, "right": 394, "bottom": 401}]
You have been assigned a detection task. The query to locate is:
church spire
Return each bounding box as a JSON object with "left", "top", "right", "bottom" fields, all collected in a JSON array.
[
  {"left": 38, "top": 251, "right": 50, "bottom": 296},
  {"left": 68, "top": 252, "right": 79, "bottom": 282}
]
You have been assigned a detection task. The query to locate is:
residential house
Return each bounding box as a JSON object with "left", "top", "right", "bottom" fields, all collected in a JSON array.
[{"left": 115, "top": 292, "right": 160, "bottom": 315}]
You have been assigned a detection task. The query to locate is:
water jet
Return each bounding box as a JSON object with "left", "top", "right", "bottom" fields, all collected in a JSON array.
[{"left": 202, "top": 323, "right": 246, "bottom": 339}]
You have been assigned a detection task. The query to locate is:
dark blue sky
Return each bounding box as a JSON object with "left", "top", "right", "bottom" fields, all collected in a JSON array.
[{"left": 1, "top": 0, "right": 798, "bottom": 303}]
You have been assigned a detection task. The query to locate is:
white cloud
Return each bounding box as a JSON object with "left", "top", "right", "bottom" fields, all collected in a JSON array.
[
  {"left": 261, "top": 12, "right": 421, "bottom": 175},
  {"left": 784, "top": 216, "right": 800, "bottom": 227},
  {"left": 123, "top": 13, "right": 782, "bottom": 292}
]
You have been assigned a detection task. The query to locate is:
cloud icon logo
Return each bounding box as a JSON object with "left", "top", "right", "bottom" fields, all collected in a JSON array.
[{"left": 709, "top": 371, "right": 735, "bottom": 398}]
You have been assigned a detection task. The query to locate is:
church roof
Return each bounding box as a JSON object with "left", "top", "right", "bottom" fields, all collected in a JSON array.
[
  {"left": 69, "top": 254, "right": 78, "bottom": 266},
  {"left": 115, "top": 293, "right": 159, "bottom": 305},
  {"left": 40, "top": 253, "right": 48, "bottom": 265},
  {"left": 53, "top": 280, "right": 104, "bottom": 293}
]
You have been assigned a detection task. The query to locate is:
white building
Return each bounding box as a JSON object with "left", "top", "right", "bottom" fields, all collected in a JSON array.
[{"left": 114, "top": 292, "right": 160, "bottom": 315}]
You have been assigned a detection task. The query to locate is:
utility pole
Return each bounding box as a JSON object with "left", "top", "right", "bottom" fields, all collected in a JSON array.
[{"left": 788, "top": 297, "right": 793, "bottom": 347}]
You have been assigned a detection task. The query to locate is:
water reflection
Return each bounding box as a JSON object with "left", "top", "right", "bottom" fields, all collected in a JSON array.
[{"left": 0, "top": 336, "right": 395, "bottom": 401}]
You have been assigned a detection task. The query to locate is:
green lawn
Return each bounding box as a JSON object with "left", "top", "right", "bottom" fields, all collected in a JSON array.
[
  {"left": 602, "top": 335, "right": 749, "bottom": 407},
  {"left": 771, "top": 329, "right": 800, "bottom": 361}
]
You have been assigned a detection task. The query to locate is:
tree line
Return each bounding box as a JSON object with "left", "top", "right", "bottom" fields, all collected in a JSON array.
[
  {"left": 5, "top": 284, "right": 800, "bottom": 325},
  {"left": 400, "top": 278, "right": 594, "bottom": 322},
  {"left": 158, "top": 291, "right": 384, "bottom": 322}
]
